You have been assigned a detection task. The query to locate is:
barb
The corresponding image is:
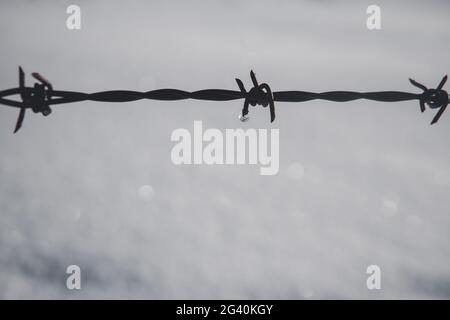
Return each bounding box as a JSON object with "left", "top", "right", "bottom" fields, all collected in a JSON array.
[{"left": 0, "top": 67, "right": 448, "bottom": 133}]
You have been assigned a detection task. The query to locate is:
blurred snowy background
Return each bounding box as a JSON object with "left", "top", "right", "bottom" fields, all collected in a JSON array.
[{"left": 0, "top": 0, "right": 449, "bottom": 299}]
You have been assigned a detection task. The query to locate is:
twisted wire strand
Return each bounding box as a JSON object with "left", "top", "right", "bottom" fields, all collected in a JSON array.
[
  {"left": 0, "top": 68, "right": 448, "bottom": 133},
  {"left": 0, "top": 89, "right": 420, "bottom": 106},
  {"left": 273, "top": 91, "right": 420, "bottom": 102}
]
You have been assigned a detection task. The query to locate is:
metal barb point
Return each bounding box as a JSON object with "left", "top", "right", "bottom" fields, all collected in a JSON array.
[
  {"left": 10, "top": 66, "right": 54, "bottom": 133},
  {"left": 409, "top": 75, "right": 449, "bottom": 125},
  {"left": 235, "top": 71, "right": 275, "bottom": 123}
]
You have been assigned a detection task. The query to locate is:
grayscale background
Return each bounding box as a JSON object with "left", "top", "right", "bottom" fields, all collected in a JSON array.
[{"left": 0, "top": 0, "right": 449, "bottom": 299}]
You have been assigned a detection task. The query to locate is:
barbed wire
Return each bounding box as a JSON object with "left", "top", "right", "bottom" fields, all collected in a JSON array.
[{"left": 0, "top": 67, "right": 448, "bottom": 133}]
